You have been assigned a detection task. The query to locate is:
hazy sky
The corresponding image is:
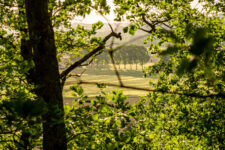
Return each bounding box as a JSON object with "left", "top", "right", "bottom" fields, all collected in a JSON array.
[
  {"left": 72, "top": 0, "right": 199, "bottom": 24},
  {"left": 72, "top": 0, "right": 116, "bottom": 24}
]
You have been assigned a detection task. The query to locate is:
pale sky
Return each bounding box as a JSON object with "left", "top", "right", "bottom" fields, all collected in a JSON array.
[
  {"left": 72, "top": 0, "right": 116, "bottom": 24},
  {"left": 72, "top": 0, "right": 199, "bottom": 24}
]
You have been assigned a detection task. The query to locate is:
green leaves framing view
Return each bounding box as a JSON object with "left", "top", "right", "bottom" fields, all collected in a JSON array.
[{"left": 0, "top": 0, "right": 224, "bottom": 149}]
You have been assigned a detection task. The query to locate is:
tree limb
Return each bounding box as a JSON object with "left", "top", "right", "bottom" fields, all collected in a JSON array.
[
  {"left": 60, "top": 31, "right": 122, "bottom": 87},
  {"left": 141, "top": 15, "right": 155, "bottom": 31}
]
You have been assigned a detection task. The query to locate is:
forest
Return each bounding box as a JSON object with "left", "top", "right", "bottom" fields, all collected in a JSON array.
[{"left": 0, "top": 0, "right": 225, "bottom": 149}]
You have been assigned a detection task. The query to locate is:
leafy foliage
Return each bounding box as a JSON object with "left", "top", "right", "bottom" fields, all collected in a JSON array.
[
  {"left": 64, "top": 84, "right": 224, "bottom": 149},
  {"left": 0, "top": 30, "right": 43, "bottom": 149},
  {"left": 1, "top": 0, "right": 225, "bottom": 149}
]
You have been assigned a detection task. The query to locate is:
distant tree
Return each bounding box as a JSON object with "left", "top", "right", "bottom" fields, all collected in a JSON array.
[
  {"left": 113, "top": 45, "right": 149, "bottom": 70},
  {"left": 96, "top": 51, "right": 110, "bottom": 69}
]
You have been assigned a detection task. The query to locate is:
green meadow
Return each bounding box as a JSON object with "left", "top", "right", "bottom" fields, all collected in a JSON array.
[{"left": 63, "top": 64, "right": 156, "bottom": 105}]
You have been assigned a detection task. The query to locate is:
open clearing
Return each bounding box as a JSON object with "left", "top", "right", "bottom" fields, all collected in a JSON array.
[{"left": 63, "top": 65, "right": 156, "bottom": 105}]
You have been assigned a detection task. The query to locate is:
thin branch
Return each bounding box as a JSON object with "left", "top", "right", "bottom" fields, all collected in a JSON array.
[
  {"left": 78, "top": 80, "right": 225, "bottom": 99},
  {"left": 66, "top": 69, "right": 86, "bottom": 79},
  {"left": 139, "top": 27, "right": 152, "bottom": 33},
  {"left": 161, "top": 22, "right": 173, "bottom": 29},
  {"left": 106, "top": 22, "right": 124, "bottom": 86},
  {"left": 152, "top": 18, "right": 170, "bottom": 25},
  {"left": 80, "top": 50, "right": 105, "bottom": 66},
  {"left": 109, "top": 50, "right": 124, "bottom": 86}
]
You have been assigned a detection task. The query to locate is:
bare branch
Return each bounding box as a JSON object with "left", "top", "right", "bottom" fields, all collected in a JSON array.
[{"left": 109, "top": 50, "right": 124, "bottom": 86}]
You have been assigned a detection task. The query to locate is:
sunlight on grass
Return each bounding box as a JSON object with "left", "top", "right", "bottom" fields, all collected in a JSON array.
[
  {"left": 63, "top": 69, "right": 157, "bottom": 100},
  {"left": 63, "top": 74, "right": 151, "bottom": 97}
]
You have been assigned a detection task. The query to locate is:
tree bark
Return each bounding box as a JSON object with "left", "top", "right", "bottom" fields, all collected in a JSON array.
[{"left": 25, "top": 0, "right": 67, "bottom": 149}]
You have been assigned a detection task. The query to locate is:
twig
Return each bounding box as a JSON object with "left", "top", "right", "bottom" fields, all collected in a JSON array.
[
  {"left": 66, "top": 69, "right": 86, "bottom": 79},
  {"left": 139, "top": 27, "right": 152, "bottom": 33}
]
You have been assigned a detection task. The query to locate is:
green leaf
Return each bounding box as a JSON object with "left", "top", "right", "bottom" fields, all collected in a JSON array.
[{"left": 123, "top": 27, "right": 128, "bottom": 33}]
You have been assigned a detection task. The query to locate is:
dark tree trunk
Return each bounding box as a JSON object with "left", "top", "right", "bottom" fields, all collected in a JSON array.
[{"left": 25, "top": 0, "right": 67, "bottom": 149}]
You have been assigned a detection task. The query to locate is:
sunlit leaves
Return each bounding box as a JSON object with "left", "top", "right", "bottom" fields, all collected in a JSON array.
[
  {"left": 0, "top": 30, "right": 42, "bottom": 149},
  {"left": 66, "top": 85, "right": 133, "bottom": 149}
]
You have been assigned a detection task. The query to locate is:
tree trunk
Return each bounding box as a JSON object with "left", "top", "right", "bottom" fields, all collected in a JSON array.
[
  {"left": 136, "top": 63, "right": 138, "bottom": 70},
  {"left": 25, "top": 0, "right": 67, "bottom": 149}
]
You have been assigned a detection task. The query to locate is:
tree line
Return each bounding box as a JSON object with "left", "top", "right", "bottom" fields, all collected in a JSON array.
[{"left": 94, "top": 45, "right": 150, "bottom": 70}]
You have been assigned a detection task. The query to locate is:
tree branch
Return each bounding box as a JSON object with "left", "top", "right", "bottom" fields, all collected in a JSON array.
[
  {"left": 60, "top": 31, "right": 122, "bottom": 87},
  {"left": 109, "top": 50, "right": 124, "bottom": 87},
  {"left": 141, "top": 15, "right": 155, "bottom": 31},
  {"left": 139, "top": 27, "right": 152, "bottom": 33}
]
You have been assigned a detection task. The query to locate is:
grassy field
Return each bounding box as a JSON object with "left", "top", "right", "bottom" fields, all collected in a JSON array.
[{"left": 63, "top": 64, "right": 156, "bottom": 105}]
